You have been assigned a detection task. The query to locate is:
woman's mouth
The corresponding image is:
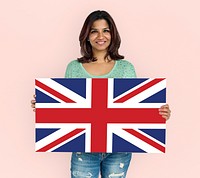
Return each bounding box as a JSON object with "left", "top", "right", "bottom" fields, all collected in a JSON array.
[{"left": 96, "top": 41, "right": 106, "bottom": 45}]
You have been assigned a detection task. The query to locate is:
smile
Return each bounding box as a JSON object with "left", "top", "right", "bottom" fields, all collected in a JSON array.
[{"left": 96, "top": 41, "right": 106, "bottom": 45}]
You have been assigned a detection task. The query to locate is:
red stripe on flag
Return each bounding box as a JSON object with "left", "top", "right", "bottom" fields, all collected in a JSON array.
[
  {"left": 36, "top": 128, "right": 85, "bottom": 152},
  {"left": 90, "top": 79, "right": 108, "bottom": 152},
  {"left": 36, "top": 108, "right": 165, "bottom": 124},
  {"left": 114, "top": 78, "right": 165, "bottom": 103},
  {"left": 35, "top": 79, "right": 75, "bottom": 103},
  {"left": 123, "top": 129, "right": 165, "bottom": 153}
]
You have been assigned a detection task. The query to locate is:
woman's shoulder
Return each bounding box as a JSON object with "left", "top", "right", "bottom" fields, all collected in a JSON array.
[
  {"left": 66, "top": 59, "right": 83, "bottom": 71},
  {"left": 117, "top": 59, "right": 135, "bottom": 67},
  {"left": 116, "top": 59, "right": 137, "bottom": 78},
  {"left": 67, "top": 59, "right": 80, "bottom": 67},
  {"left": 65, "top": 59, "right": 82, "bottom": 78}
]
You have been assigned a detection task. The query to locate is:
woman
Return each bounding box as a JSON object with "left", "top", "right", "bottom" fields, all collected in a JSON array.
[{"left": 31, "top": 10, "right": 171, "bottom": 178}]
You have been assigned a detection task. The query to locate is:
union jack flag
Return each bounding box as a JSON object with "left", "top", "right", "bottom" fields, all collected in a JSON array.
[{"left": 35, "top": 78, "right": 166, "bottom": 153}]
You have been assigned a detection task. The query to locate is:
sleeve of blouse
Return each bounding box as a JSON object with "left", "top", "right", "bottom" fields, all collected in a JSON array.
[
  {"left": 124, "top": 61, "right": 137, "bottom": 78},
  {"left": 64, "top": 62, "right": 72, "bottom": 78}
]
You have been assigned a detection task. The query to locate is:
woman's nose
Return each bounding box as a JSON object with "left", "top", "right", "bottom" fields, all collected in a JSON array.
[{"left": 97, "top": 32, "right": 104, "bottom": 38}]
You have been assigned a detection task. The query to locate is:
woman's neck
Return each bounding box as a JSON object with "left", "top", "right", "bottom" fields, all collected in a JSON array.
[{"left": 93, "top": 51, "right": 111, "bottom": 63}]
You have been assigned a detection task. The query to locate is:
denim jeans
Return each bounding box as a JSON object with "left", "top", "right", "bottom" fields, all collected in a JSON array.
[{"left": 71, "top": 152, "right": 132, "bottom": 178}]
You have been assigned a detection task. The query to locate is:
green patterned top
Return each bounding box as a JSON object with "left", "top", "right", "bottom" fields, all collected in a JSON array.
[{"left": 65, "top": 59, "right": 137, "bottom": 78}]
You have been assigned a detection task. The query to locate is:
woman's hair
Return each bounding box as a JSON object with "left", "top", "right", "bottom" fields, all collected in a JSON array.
[{"left": 78, "top": 10, "right": 124, "bottom": 63}]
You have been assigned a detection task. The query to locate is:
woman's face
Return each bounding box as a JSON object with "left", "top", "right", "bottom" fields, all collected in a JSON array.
[{"left": 88, "top": 19, "right": 111, "bottom": 53}]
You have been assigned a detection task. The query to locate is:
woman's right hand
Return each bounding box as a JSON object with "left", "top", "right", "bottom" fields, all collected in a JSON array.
[{"left": 31, "top": 94, "right": 36, "bottom": 112}]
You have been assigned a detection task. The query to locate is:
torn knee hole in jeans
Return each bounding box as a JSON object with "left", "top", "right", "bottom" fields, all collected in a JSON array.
[
  {"left": 75, "top": 152, "right": 83, "bottom": 161},
  {"left": 119, "top": 163, "right": 124, "bottom": 168},
  {"left": 72, "top": 171, "right": 92, "bottom": 178},
  {"left": 109, "top": 172, "right": 125, "bottom": 177}
]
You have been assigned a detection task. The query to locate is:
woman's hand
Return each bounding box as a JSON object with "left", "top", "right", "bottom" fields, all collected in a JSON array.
[
  {"left": 159, "top": 104, "right": 171, "bottom": 121},
  {"left": 31, "top": 94, "right": 36, "bottom": 112}
]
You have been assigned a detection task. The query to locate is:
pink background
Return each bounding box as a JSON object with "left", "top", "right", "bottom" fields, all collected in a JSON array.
[{"left": 1, "top": 0, "right": 200, "bottom": 177}]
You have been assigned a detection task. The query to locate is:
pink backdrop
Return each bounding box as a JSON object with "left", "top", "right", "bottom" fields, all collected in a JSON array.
[{"left": 1, "top": 0, "right": 200, "bottom": 177}]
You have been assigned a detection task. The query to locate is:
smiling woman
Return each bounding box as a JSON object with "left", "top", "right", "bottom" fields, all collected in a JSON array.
[{"left": 31, "top": 10, "right": 171, "bottom": 178}]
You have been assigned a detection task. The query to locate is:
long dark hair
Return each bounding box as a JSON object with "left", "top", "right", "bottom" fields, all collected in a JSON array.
[{"left": 78, "top": 10, "right": 124, "bottom": 63}]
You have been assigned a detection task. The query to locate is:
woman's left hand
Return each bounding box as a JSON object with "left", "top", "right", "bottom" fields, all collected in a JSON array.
[{"left": 159, "top": 104, "right": 171, "bottom": 121}]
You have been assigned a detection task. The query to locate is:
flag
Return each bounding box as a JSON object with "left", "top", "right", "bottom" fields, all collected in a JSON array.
[{"left": 35, "top": 78, "right": 166, "bottom": 153}]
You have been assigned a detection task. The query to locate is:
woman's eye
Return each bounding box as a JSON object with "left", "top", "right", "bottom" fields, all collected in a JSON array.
[
  {"left": 90, "top": 30, "right": 97, "bottom": 34},
  {"left": 104, "top": 29, "right": 110, "bottom": 33}
]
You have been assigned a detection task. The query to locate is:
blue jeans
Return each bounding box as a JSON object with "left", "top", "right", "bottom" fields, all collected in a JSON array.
[{"left": 71, "top": 152, "right": 132, "bottom": 178}]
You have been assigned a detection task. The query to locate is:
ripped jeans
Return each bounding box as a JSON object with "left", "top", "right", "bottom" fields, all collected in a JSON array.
[{"left": 71, "top": 152, "right": 132, "bottom": 178}]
